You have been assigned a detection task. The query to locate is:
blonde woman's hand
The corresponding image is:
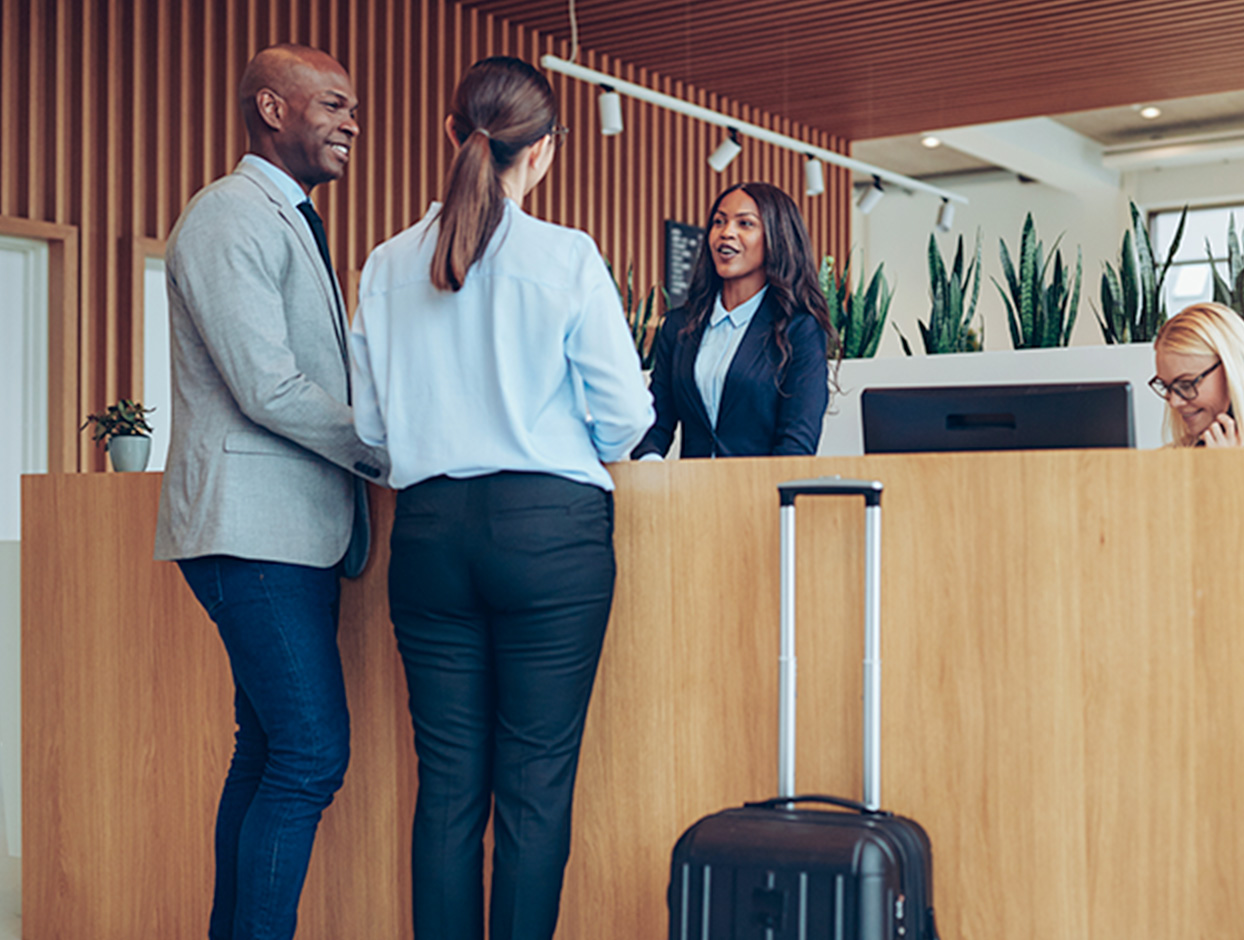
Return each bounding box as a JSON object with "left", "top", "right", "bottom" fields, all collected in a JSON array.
[{"left": 1200, "top": 412, "right": 1242, "bottom": 447}]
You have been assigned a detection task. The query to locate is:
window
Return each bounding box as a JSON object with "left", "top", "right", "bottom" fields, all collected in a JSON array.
[{"left": 1151, "top": 203, "right": 1244, "bottom": 315}]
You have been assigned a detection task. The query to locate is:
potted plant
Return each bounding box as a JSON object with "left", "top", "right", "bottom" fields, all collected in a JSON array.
[
  {"left": 895, "top": 229, "right": 983, "bottom": 355},
  {"left": 1206, "top": 213, "right": 1244, "bottom": 317},
  {"left": 994, "top": 212, "right": 1081, "bottom": 348},
  {"left": 81, "top": 399, "right": 155, "bottom": 472},
  {"left": 607, "top": 260, "right": 665, "bottom": 370},
  {"left": 819, "top": 253, "right": 892, "bottom": 359},
  {"left": 1096, "top": 201, "right": 1186, "bottom": 343}
]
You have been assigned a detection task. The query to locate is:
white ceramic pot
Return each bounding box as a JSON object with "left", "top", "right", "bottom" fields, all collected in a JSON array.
[{"left": 108, "top": 435, "right": 151, "bottom": 472}]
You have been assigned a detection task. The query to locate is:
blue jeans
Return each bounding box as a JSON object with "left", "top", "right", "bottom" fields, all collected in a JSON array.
[{"left": 178, "top": 556, "right": 349, "bottom": 940}]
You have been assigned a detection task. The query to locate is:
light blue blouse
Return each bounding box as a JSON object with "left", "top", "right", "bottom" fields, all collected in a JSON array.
[
  {"left": 350, "top": 201, "right": 655, "bottom": 492},
  {"left": 694, "top": 285, "right": 769, "bottom": 428}
]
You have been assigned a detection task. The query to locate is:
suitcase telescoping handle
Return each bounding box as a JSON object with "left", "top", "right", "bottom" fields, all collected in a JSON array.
[{"left": 777, "top": 477, "right": 883, "bottom": 811}]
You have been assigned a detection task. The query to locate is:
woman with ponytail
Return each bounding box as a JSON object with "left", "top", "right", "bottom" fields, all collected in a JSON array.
[
  {"left": 632, "top": 181, "right": 838, "bottom": 459},
  {"left": 350, "top": 56, "right": 653, "bottom": 940}
]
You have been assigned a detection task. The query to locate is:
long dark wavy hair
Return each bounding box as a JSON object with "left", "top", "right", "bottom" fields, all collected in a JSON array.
[
  {"left": 431, "top": 56, "right": 558, "bottom": 291},
  {"left": 681, "top": 182, "right": 840, "bottom": 374}
]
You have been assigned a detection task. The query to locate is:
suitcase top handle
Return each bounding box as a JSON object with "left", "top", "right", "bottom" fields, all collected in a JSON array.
[
  {"left": 778, "top": 477, "right": 883, "bottom": 507},
  {"left": 744, "top": 794, "right": 892, "bottom": 817}
]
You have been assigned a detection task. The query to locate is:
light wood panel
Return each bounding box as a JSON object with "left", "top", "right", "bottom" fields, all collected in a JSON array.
[
  {"left": 0, "top": 0, "right": 850, "bottom": 471},
  {"left": 22, "top": 450, "right": 1244, "bottom": 939}
]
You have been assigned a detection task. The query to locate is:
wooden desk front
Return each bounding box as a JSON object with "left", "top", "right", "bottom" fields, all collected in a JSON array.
[{"left": 21, "top": 451, "right": 1244, "bottom": 939}]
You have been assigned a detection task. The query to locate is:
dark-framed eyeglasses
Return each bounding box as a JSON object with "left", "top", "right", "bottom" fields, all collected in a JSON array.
[
  {"left": 1148, "top": 360, "right": 1222, "bottom": 401},
  {"left": 549, "top": 123, "right": 570, "bottom": 148}
]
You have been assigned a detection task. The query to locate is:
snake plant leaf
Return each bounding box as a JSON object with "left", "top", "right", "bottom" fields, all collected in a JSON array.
[
  {"left": 966, "top": 228, "right": 982, "bottom": 324},
  {"left": 1064, "top": 247, "right": 1082, "bottom": 346},
  {"left": 928, "top": 233, "right": 947, "bottom": 290},
  {"left": 863, "top": 273, "right": 892, "bottom": 358},
  {"left": 1153, "top": 204, "right": 1187, "bottom": 297},
  {"left": 1230, "top": 214, "right": 1242, "bottom": 284},
  {"left": 1100, "top": 264, "right": 1124, "bottom": 343},
  {"left": 818, "top": 252, "right": 889, "bottom": 359},
  {"left": 1134, "top": 217, "right": 1158, "bottom": 339},
  {"left": 846, "top": 288, "right": 863, "bottom": 359},
  {"left": 818, "top": 256, "right": 833, "bottom": 301},
  {"left": 1018, "top": 214, "right": 1037, "bottom": 347},
  {"left": 998, "top": 237, "right": 1019, "bottom": 309},
  {"left": 1120, "top": 229, "right": 1139, "bottom": 338},
  {"left": 945, "top": 277, "right": 963, "bottom": 353},
  {"left": 1042, "top": 250, "right": 1064, "bottom": 347},
  {"left": 1041, "top": 231, "right": 1065, "bottom": 284},
  {"left": 1207, "top": 237, "right": 1232, "bottom": 308},
  {"left": 994, "top": 277, "right": 1022, "bottom": 349}
]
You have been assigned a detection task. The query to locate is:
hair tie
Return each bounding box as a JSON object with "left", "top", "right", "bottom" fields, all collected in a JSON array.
[{"left": 475, "top": 127, "right": 491, "bottom": 139}]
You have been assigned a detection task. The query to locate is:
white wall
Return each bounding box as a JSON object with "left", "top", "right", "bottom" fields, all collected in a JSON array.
[
  {"left": 0, "top": 235, "right": 50, "bottom": 859},
  {"left": 852, "top": 155, "right": 1244, "bottom": 359},
  {"left": 143, "top": 257, "right": 170, "bottom": 472}
]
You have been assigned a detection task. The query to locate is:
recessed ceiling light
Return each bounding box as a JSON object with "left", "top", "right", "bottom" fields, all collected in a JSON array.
[
  {"left": 921, "top": 135, "right": 942, "bottom": 148},
  {"left": 1139, "top": 105, "right": 1161, "bottom": 120}
]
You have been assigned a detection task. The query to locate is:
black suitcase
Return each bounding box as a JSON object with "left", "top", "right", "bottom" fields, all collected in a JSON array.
[{"left": 668, "top": 477, "right": 939, "bottom": 940}]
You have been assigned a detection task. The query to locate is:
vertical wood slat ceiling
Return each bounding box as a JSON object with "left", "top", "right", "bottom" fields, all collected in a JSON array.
[
  {"left": 458, "top": 0, "right": 1244, "bottom": 141},
  {"left": 0, "top": 0, "right": 850, "bottom": 471}
]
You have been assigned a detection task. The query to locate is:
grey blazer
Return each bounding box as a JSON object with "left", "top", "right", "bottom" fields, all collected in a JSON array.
[{"left": 155, "top": 161, "right": 387, "bottom": 572}]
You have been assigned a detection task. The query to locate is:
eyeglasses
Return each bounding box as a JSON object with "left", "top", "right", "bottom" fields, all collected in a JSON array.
[
  {"left": 1148, "top": 360, "right": 1222, "bottom": 401},
  {"left": 549, "top": 123, "right": 570, "bottom": 148}
]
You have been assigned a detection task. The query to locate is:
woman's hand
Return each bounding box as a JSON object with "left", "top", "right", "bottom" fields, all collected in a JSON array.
[{"left": 1199, "top": 412, "right": 1242, "bottom": 447}]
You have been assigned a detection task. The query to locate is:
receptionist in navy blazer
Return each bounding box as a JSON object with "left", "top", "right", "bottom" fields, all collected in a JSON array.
[{"left": 632, "top": 182, "right": 839, "bottom": 459}]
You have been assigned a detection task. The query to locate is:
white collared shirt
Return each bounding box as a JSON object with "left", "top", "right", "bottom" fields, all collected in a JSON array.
[{"left": 694, "top": 285, "right": 768, "bottom": 429}]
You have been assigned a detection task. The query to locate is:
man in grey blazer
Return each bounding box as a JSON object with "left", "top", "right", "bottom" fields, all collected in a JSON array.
[{"left": 154, "top": 44, "right": 387, "bottom": 940}]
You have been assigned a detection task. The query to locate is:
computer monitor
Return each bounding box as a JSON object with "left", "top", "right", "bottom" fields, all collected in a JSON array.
[{"left": 861, "top": 381, "right": 1135, "bottom": 454}]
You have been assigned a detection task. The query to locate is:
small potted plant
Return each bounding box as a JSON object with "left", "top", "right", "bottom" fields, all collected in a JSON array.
[{"left": 81, "top": 399, "right": 155, "bottom": 472}]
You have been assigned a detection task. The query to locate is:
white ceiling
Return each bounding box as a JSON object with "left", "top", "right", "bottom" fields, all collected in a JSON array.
[{"left": 852, "top": 88, "right": 1244, "bottom": 188}]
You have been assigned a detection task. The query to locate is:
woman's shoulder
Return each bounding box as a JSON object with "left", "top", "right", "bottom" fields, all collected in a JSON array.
[
  {"left": 359, "top": 208, "right": 439, "bottom": 299},
  {"left": 661, "top": 305, "right": 694, "bottom": 328},
  {"left": 495, "top": 206, "right": 603, "bottom": 281}
]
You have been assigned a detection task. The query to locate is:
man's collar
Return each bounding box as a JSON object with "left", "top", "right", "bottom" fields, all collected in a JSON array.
[{"left": 240, "top": 154, "right": 308, "bottom": 210}]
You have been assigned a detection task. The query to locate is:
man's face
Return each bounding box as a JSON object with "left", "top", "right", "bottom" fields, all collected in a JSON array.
[{"left": 272, "top": 58, "right": 359, "bottom": 191}]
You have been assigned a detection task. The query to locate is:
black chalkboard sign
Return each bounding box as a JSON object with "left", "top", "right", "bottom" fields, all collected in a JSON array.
[{"left": 663, "top": 220, "right": 705, "bottom": 311}]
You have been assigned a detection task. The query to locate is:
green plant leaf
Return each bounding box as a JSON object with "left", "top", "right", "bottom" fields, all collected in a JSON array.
[{"left": 1063, "top": 247, "right": 1082, "bottom": 346}]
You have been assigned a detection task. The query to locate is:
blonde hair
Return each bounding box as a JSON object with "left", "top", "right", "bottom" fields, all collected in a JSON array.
[{"left": 1153, "top": 302, "right": 1244, "bottom": 446}]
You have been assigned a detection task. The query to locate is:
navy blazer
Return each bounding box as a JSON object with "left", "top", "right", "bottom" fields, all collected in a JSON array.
[{"left": 632, "top": 292, "right": 829, "bottom": 459}]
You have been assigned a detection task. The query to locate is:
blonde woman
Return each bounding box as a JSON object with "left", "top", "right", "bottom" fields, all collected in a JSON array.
[{"left": 1151, "top": 301, "right": 1244, "bottom": 447}]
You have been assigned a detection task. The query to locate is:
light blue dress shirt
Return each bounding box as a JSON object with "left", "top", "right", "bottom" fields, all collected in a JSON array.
[
  {"left": 350, "top": 200, "right": 655, "bottom": 492},
  {"left": 694, "top": 285, "right": 769, "bottom": 429},
  {"left": 240, "top": 153, "right": 310, "bottom": 216}
]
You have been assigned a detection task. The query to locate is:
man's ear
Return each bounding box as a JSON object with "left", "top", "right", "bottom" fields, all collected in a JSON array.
[{"left": 254, "top": 88, "right": 285, "bottom": 131}]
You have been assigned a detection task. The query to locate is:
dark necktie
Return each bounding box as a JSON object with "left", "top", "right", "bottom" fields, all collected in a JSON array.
[{"left": 297, "top": 199, "right": 352, "bottom": 403}]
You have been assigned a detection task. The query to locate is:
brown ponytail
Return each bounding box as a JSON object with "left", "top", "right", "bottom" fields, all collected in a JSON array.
[{"left": 431, "top": 57, "right": 558, "bottom": 292}]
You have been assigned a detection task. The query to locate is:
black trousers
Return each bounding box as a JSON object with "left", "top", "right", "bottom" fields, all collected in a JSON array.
[{"left": 389, "top": 472, "right": 616, "bottom": 940}]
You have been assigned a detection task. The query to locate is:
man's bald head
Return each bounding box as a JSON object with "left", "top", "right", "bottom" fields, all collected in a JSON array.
[
  {"left": 238, "top": 44, "right": 359, "bottom": 193},
  {"left": 240, "top": 45, "right": 348, "bottom": 139}
]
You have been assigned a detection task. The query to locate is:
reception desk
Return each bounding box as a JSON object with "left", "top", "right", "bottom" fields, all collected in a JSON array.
[{"left": 21, "top": 451, "right": 1244, "bottom": 939}]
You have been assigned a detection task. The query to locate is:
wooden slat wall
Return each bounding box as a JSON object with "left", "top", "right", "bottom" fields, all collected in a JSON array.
[
  {"left": 458, "top": 0, "right": 1244, "bottom": 141},
  {"left": 0, "top": 0, "right": 851, "bottom": 471}
]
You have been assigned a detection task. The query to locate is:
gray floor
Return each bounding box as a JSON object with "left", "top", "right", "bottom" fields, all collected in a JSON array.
[{"left": 0, "top": 856, "right": 18, "bottom": 940}]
